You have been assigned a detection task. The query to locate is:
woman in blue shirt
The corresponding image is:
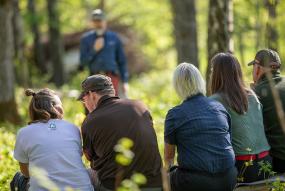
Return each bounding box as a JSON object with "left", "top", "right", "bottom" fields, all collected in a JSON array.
[{"left": 164, "top": 63, "right": 237, "bottom": 191}]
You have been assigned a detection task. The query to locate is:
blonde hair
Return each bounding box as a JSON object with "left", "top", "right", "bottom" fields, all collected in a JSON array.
[{"left": 173, "top": 63, "right": 206, "bottom": 100}]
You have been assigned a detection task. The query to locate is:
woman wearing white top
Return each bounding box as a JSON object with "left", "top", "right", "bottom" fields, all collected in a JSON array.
[{"left": 13, "top": 88, "right": 93, "bottom": 191}]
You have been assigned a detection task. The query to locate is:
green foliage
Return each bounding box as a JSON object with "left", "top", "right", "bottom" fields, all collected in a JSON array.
[
  {"left": 114, "top": 138, "right": 147, "bottom": 191},
  {"left": 115, "top": 138, "right": 135, "bottom": 166},
  {"left": 0, "top": 127, "right": 18, "bottom": 191},
  {"left": 118, "top": 173, "right": 147, "bottom": 191},
  {"left": 258, "top": 161, "right": 276, "bottom": 178}
]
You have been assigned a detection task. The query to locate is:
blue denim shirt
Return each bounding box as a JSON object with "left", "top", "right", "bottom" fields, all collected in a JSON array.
[
  {"left": 80, "top": 30, "right": 128, "bottom": 82},
  {"left": 165, "top": 94, "right": 235, "bottom": 173}
]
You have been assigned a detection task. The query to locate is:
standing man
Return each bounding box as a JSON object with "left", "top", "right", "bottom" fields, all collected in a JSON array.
[
  {"left": 77, "top": 75, "right": 162, "bottom": 191},
  {"left": 249, "top": 49, "right": 285, "bottom": 173},
  {"left": 79, "top": 9, "right": 128, "bottom": 96}
]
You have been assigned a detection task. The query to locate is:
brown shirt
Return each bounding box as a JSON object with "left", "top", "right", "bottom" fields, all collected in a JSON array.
[{"left": 81, "top": 95, "right": 162, "bottom": 189}]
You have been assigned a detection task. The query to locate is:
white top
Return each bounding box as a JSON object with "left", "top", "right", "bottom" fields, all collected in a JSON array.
[{"left": 14, "top": 119, "right": 93, "bottom": 191}]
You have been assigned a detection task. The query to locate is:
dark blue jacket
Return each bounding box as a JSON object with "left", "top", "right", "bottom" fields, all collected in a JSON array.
[
  {"left": 165, "top": 94, "right": 235, "bottom": 173},
  {"left": 80, "top": 30, "right": 128, "bottom": 82}
]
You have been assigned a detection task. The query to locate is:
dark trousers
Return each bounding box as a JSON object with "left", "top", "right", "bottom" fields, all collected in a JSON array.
[
  {"left": 273, "top": 156, "right": 285, "bottom": 174},
  {"left": 10, "top": 172, "right": 29, "bottom": 191},
  {"left": 170, "top": 166, "right": 237, "bottom": 191},
  {"left": 235, "top": 155, "right": 272, "bottom": 183}
]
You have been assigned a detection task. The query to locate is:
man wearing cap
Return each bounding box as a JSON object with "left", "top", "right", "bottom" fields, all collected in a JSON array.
[
  {"left": 249, "top": 49, "right": 285, "bottom": 173},
  {"left": 79, "top": 9, "right": 128, "bottom": 96},
  {"left": 78, "top": 74, "right": 162, "bottom": 191}
]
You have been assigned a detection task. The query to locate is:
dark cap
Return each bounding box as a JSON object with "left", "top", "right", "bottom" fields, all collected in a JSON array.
[
  {"left": 248, "top": 49, "right": 281, "bottom": 69},
  {"left": 77, "top": 74, "right": 114, "bottom": 100},
  {"left": 92, "top": 9, "right": 105, "bottom": 21}
]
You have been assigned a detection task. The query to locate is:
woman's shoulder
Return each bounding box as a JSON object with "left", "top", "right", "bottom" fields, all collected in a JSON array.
[{"left": 166, "top": 104, "right": 184, "bottom": 119}]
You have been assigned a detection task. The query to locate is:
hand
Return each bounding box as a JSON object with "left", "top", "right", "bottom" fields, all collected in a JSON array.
[{"left": 94, "top": 37, "right": 104, "bottom": 52}]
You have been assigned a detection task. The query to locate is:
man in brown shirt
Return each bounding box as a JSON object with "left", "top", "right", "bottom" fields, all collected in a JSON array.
[{"left": 78, "top": 74, "right": 162, "bottom": 191}]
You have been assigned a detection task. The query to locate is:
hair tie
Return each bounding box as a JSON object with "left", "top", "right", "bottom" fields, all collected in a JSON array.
[{"left": 32, "top": 92, "right": 36, "bottom": 97}]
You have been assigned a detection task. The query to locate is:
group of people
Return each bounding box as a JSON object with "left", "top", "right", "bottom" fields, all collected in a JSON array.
[
  {"left": 10, "top": 8, "right": 285, "bottom": 191},
  {"left": 11, "top": 49, "right": 285, "bottom": 191},
  {"left": 165, "top": 49, "right": 285, "bottom": 191}
]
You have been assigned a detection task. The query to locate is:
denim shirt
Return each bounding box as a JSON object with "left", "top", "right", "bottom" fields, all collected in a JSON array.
[
  {"left": 80, "top": 30, "right": 128, "bottom": 82},
  {"left": 164, "top": 94, "right": 235, "bottom": 173}
]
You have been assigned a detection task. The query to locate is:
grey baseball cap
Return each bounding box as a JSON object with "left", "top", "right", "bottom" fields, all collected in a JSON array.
[
  {"left": 77, "top": 74, "right": 114, "bottom": 100},
  {"left": 92, "top": 9, "right": 106, "bottom": 21}
]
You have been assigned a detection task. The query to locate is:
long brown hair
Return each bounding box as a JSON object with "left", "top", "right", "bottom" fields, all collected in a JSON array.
[
  {"left": 210, "top": 52, "right": 249, "bottom": 114},
  {"left": 25, "top": 88, "right": 63, "bottom": 124}
]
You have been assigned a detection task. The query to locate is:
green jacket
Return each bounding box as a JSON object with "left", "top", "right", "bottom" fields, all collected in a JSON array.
[
  {"left": 210, "top": 93, "right": 270, "bottom": 156},
  {"left": 253, "top": 73, "right": 285, "bottom": 160}
]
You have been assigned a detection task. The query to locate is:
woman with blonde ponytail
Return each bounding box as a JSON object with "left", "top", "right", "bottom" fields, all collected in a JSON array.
[{"left": 12, "top": 88, "right": 93, "bottom": 191}]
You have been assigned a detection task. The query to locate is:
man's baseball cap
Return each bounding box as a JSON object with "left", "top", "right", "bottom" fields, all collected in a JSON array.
[
  {"left": 77, "top": 74, "right": 114, "bottom": 101},
  {"left": 248, "top": 49, "right": 281, "bottom": 69},
  {"left": 92, "top": 9, "right": 105, "bottom": 21}
]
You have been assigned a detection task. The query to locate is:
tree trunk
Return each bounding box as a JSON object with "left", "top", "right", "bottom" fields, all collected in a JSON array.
[
  {"left": 98, "top": 0, "right": 105, "bottom": 10},
  {"left": 255, "top": 0, "right": 262, "bottom": 51},
  {"left": 206, "top": 0, "right": 233, "bottom": 85},
  {"left": 265, "top": 0, "right": 278, "bottom": 51},
  {"left": 47, "top": 0, "right": 64, "bottom": 87},
  {"left": 0, "top": 0, "right": 21, "bottom": 124},
  {"left": 27, "top": 0, "right": 46, "bottom": 73},
  {"left": 12, "top": 0, "right": 29, "bottom": 87},
  {"left": 170, "top": 0, "right": 199, "bottom": 67}
]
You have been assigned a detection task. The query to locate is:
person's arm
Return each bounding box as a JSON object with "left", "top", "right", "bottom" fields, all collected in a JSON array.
[
  {"left": 79, "top": 35, "right": 96, "bottom": 71},
  {"left": 164, "top": 108, "right": 178, "bottom": 170},
  {"left": 14, "top": 129, "right": 30, "bottom": 177},
  {"left": 115, "top": 36, "right": 129, "bottom": 93},
  {"left": 19, "top": 162, "right": 29, "bottom": 178},
  {"left": 81, "top": 122, "right": 94, "bottom": 162},
  {"left": 164, "top": 143, "right": 175, "bottom": 170}
]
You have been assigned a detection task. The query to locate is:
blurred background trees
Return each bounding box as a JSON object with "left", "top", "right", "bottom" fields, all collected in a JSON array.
[{"left": 0, "top": 0, "right": 285, "bottom": 123}]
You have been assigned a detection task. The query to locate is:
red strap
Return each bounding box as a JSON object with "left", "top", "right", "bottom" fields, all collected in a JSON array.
[{"left": 235, "top": 151, "right": 269, "bottom": 161}]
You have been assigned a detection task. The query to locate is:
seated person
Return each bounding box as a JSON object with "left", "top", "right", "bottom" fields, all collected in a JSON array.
[
  {"left": 249, "top": 49, "right": 285, "bottom": 173},
  {"left": 78, "top": 75, "right": 162, "bottom": 191},
  {"left": 209, "top": 52, "right": 271, "bottom": 183},
  {"left": 13, "top": 88, "right": 93, "bottom": 191},
  {"left": 164, "top": 63, "right": 237, "bottom": 191}
]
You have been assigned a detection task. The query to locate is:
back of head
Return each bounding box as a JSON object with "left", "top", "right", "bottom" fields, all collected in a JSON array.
[
  {"left": 173, "top": 63, "right": 206, "bottom": 100},
  {"left": 210, "top": 52, "right": 248, "bottom": 114},
  {"left": 25, "top": 88, "right": 63, "bottom": 124}
]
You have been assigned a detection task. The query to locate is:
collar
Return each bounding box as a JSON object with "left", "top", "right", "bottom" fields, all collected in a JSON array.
[
  {"left": 184, "top": 93, "right": 203, "bottom": 102},
  {"left": 91, "top": 95, "right": 119, "bottom": 113},
  {"left": 257, "top": 71, "right": 281, "bottom": 85}
]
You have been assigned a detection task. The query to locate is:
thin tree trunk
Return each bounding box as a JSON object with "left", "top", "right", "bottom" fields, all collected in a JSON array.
[
  {"left": 206, "top": 0, "right": 233, "bottom": 85},
  {"left": 47, "top": 0, "right": 64, "bottom": 87},
  {"left": 170, "top": 0, "right": 199, "bottom": 67},
  {"left": 0, "top": 0, "right": 21, "bottom": 124},
  {"left": 98, "top": 0, "right": 105, "bottom": 10},
  {"left": 12, "top": 0, "right": 29, "bottom": 87},
  {"left": 255, "top": 0, "right": 262, "bottom": 51},
  {"left": 27, "top": 0, "right": 46, "bottom": 73},
  {"left": 265, "top": 0, "right": 278, "bottom": 51}
]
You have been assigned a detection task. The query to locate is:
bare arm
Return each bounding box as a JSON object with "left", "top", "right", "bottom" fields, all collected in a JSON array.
[
  {"left": 164, "top": 143, "right": 175, "bottom": 170},
  {"left": 19, "top": 162, "right": 29, "bottom": 178}
]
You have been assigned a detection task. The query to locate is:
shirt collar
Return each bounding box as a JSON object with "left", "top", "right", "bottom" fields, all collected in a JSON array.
[
  {"left": 257, "top": 71, "right": 281, "bottom": 84},
  {"left": 184, "top": 93, "right": 203, "bottom": 102},
  {"left": 95, "top": 95, "right": 119, "bottom": 110}
]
